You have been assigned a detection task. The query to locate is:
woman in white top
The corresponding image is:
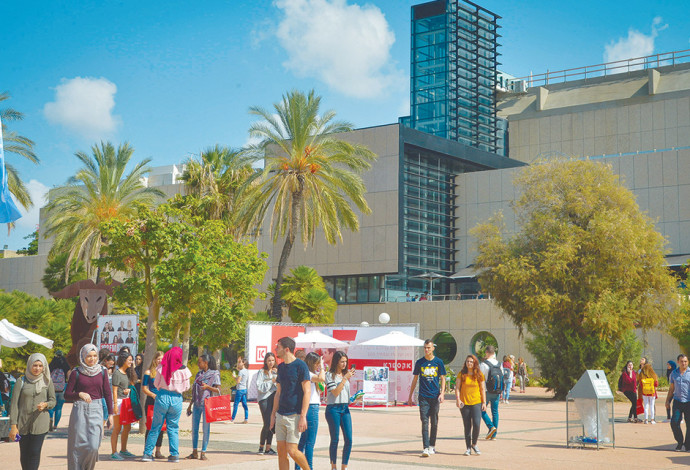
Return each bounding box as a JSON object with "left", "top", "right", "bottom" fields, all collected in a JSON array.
[
  {"left": 296, "top": 352, "right": 325, "bottom": 470},
  {"left": 256, "top": 353, "right": 278, "bottom": 455},
  {"left": 325, "top": 351, "right": 355, "bottom": 470}
]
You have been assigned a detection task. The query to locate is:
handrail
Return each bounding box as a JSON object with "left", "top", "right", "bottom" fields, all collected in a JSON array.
[{"left": 509, "top": 48, "right": 690, "bottom": 90}]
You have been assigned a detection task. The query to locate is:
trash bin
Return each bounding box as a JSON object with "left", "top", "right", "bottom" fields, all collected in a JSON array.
[{"left": 566, "top": 370, "right": 615, "bottom": 449}]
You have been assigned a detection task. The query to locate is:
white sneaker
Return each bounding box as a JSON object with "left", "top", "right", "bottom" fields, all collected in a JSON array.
[
  {"left": 428, "top": 447, "right": 436, "bottom": 455},
  {"left": 472, "top": 445, "right": 481, "bottom": 455},
  {"left": 505, "top": 400, "right": 510, "bottom": 404},
  {"left": 463, "top": 448, "right": 471, "bottom": 456},
  {"left": 651, "top": 420, "right": 656, "bottom": 424},
  {"left": 421, "top": 448, "right": 430, "bottom": 457}
]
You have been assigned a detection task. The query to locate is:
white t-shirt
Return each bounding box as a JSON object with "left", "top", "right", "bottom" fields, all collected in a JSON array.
[
  {"left": 236, "top": 368, "right": 249, "bottom": 391},
  {"left": 309, "top": 372, "right": 320, "bottom": 404}
]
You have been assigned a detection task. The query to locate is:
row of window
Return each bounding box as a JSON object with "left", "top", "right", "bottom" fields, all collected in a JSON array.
[{"left": 323, "top": 275, "right": 384, "bottom": 304}]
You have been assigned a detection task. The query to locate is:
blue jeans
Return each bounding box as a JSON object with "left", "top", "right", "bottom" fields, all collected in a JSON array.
[
  {"left": 482, "top": 393, "right": 499, "bottom": 434},
  {"left": 191, "top": 403, "right": 211, "bottom": 452},
  {"left": 296, "top": 403, "right": 320, "bottom": 470},
  {"left": 671, "top": 399, "right": 690, "bottom": 447},
  {"left": 325, "top": 404, "right": 352, "bottom": 466},
  {"left": 232, "top": 389, "right": 248, "bottom": 420},
  {"left": 502, "top": 384, "right": 511, "bottom": 402},
  {"left": 144, "top": 389, "right": 182, "bottom": 457},
  {"left": 48, "top": 391, "right": 65, "bottom": 426}
]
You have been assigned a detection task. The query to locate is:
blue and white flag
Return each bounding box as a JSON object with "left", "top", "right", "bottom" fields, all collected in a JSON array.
[{"left": 0, "top": 116, "right": 22, "bottom": 224}]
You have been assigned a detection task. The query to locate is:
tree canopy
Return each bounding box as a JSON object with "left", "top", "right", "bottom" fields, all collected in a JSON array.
[
  {"left": 280, "top": 265, "right": 336, "bottom": 324},
  {"left": 471, "top": 158, "right": 677, "bottom": 398}
]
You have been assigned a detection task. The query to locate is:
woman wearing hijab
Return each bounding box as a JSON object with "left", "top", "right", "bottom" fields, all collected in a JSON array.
[
  {"left": 9, "top": 353, "right": 56, "bottom": 470},
  {"left": 65, "top": 344, "right": 114, "bottom": 470},
  {"left": 142, "top": 347, "right": 191, "bottom": 463}
]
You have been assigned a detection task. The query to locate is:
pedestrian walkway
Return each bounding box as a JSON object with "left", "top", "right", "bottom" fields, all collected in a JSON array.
[{"left": 4, "top": 387, "right": 690, "bottom": 469}]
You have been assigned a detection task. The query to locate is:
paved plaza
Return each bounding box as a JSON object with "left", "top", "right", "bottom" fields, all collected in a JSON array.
[{"left": 3, "top": 387, "right": 689, "bottom": 469}]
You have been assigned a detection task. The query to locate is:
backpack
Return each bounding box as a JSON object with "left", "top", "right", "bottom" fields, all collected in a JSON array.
[
  {"left": 484, "top": 360, "right": 504, "bottom": 393},
  {"left": 51, "top": 368, "right": 66, "bottom": 392},
  {"left": 641, "top": 377, "right": 655, "bottom": 395},
  {"left": 502, "top": 366, "right": 512, "bottom": 383}
]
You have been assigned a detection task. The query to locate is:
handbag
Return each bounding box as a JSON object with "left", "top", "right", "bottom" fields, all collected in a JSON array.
[
  {"left": 636, "top": 397, "right": 644, "bottom": 416},
  {"left": 146, "top": 404, "right": 166, "bottom": 432},
  {"left": 204, "top": 394, "right": 233, "bottom": 423},
  {"left": 119, "top": 397, "right": 138, "bottom": 425}
]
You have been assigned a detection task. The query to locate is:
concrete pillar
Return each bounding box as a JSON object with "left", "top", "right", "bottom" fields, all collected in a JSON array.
[
  {"left": 536, "top": 86, "right": 549, "bottom": 111},
  {"left": 648, "top": 69, "right": 660, "bottom": 95}
]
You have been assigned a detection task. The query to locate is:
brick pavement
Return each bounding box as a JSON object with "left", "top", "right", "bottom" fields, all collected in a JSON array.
[{"left": 3, "top": 387, "right": 690, "bottom": 469}]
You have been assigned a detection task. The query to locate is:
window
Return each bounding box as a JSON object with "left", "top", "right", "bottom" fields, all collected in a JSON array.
[
  {"left": 470, "top": 331, "right": 498, "bottom": 358},
  {"left": 432, "top": 332, "right": 457, "bottom": 365}
]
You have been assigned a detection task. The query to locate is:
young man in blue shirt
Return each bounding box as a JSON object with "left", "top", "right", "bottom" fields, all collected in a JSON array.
[
  {"left": 666, "top": 354, "right": 690, "bottom": 451},
  {"left": 408, "top": 339, "right": 446, "bottom": 458},
  {"left": 270, "top": 337, "right": 311, "bottom": 470}
]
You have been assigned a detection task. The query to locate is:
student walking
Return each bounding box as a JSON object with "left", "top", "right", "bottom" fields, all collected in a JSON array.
[
  {"left": 479, "top": 345, "right": 501, "bottom": 439},
  {"left": 638, "top": 363, "right": 659, "bottom": 424},
  {"left": 297, "top": 352, "right": 326, "bottom": 470},
  {"left": 501, "top": 355, "right": 513, "bottom": 404},
  {"left": 456, "top": 355, "right": 486, "bottom": 456},
  {"left": 619, "top": 361, "right": 638, "bottom": 422},
  {"left": 186, "top": 354, "right": 221, "bottom": 461},
  {"left": 408, "top": 339, "right": 446, "bottom": 457},
  {"left": 65, "top": 344, "right": 113, "bottom": 470},
  {"left": 48, "top": 350, "right": 70, "bottom": 431},
  {"left": 111, "top": 351, "right": 137, "bottom": 460},
  {"left": 142, "top": 347, "right": 192, "bottom": 463},
  {"left": 517, "top": 358, "right": 527, "bottom": 393},
  {"left": 232, "top": 357, "right": 249, "bottom": 423},
  {"left": 667, "top": 354, "right": 690, "bottom": 451},
  {"left": 270, "top": 336, "right": 311, "bottom": 470},
  {"left": 9, "top": 353, "right": 56, "bottom": 470},
  {"left": 325, "top": 351, "right": 355, "bottom": 470},
  {"left": 142, "top": 351, "right": 165, "bottom": 459},
  {"left": 257, "top": 352, "right": 278, "bottom": 456}
]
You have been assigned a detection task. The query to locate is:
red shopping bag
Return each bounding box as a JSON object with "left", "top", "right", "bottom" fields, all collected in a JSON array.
[
  {"left": 119, "top": 398, "right": 138, "bottom": 425},
  {"left": 636, "top": 398, "right": 644, "bottom": 416},
  {"left": 204, "top": 395, "right": 233, "bottom": 423},
  {"left": 146, "top": 404, "right": 166, "bottom": 432}
]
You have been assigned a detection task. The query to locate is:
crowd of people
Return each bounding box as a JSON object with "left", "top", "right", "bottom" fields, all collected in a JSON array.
[{"left": 4, "top": 340, "right": 690, "bottom": 468}]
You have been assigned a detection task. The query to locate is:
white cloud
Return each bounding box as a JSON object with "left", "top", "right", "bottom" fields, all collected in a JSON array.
[
  {"left": 44, "top": 77, "right": 120, "bottom": 140},
  {"left": 16, "top": 179, "right": 49, "bottom": 231},
  {"left": 604, "top": 17, "right": 667, "bottom": 69},
  {"left": 275, "top": 0, "right": 405, "bottom": 99}
]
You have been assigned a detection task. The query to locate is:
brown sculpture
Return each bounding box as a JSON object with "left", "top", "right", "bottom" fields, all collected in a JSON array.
[{"left": 51, "top": 279, "right": 121, "bottom": 367}]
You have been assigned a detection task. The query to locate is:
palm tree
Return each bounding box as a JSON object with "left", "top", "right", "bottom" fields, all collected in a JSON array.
[
  {"left": 240, "top": 89, "right": 377, "bottom": 319},
  {"left": 179, "top": 144, "right": 255, "bottom": 237},
  {"left": 281, "top": 265, "right": 336, "bottom": 323},
  {"left": 1, "top": 92, "right": 39, "bottom": 211},
  {"left": 43, "top": 141, "right": 163, "bottom": 281}
]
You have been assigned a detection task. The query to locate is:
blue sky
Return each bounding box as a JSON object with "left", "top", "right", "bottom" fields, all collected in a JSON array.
[{"left": 2, "top": 0, "right": 689, "bottom": 249}]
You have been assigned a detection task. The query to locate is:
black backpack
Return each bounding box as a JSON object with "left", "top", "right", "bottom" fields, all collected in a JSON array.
[{"left": 484, "top": 360, "right": 504, "bottom": 393}]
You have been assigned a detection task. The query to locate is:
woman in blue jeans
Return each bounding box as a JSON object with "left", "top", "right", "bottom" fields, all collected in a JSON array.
[
  {"left": 142, "top": 347, "right": 191, "bottom": 463},
  {"left": 297, "top": 352, "right": 326, "bottom": 470},
  {"left": 232, "top": 357, "right": 249, "bottom": 423},
  {"left": 48, "top": 351, "right": 70, "bottom": 431},
  {"left": 325, "top": 351, "right": 354, "bottom": 470},
  {"left": 185, "top": 354, "right": 221, "bottom": 460}
]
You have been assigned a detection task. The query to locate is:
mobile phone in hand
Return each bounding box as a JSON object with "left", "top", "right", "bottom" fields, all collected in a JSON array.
[{"left": 14, "top": 433, "right": 21, "bottom": 442}]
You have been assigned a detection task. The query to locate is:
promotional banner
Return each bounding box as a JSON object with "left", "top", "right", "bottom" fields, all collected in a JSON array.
[
  {"left": 363, "top": 366, "right": 389, "bottom": 403},
  {"left": 95, "top": 315, "right": 139, "bottom": 353},
  {"left": 245, "top": 322, "right": 419, "bottom": 403}
]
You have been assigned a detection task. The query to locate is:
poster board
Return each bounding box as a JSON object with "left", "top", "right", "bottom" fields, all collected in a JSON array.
[
  {"left": 95, "top": 315, "right": 139, "bottom": 353},
  {"left": 363, "top": 366, "right": 389, "bottom": 404},
  {"left": 245, "top": 322, "right": 419, "bottom": 403}
]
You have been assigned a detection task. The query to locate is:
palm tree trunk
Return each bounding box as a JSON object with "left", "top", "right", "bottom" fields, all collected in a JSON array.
[
  {"left": 271, "top": 183, "right": 304, "bottom": 320},
  {"left": 181, "top": 313, "right": 192, "bottom": 364}
]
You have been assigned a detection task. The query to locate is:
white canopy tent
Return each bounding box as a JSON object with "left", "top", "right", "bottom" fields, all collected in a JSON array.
[
  {"left": 0, "top": 319, "right": 54, "bottom": 350},
  {"left": 293, "top": 331, "right": 349, "bottom": 349},
  {"left": 357, "top": 330, "right": 426, "bottom": 404}
]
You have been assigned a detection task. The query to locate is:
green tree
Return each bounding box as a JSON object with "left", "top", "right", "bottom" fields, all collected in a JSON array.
[
  {"left": 281, "top": 265, "right": 336, "bottom": 323},
  {"left": 670, "top": 265, "right": 690, "bottom": 355},
  {"left": 43, "top": 141, "right": 163, "bottom": 281},
  {"left": 0, "top": 290, "right": 73, "bottom": 371},
  {"left": 16, "top": 230, "right": 38, "bottom": 255},
  {"left": 471, "top": 158, "right": 677, "bottom": 398},
  {"left": 241, "top": 89, "right": 377, "bottom": 319},
  {"left": 1, "top": 92, "right": 39, "bottom": 212},
  {"left": 41, "top": 252, "right": 88, "bottom": 293}
]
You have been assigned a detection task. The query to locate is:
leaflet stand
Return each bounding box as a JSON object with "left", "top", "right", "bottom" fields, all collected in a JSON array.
[{"left": 566, "top": 370, "right": 615, "bottom": 450}]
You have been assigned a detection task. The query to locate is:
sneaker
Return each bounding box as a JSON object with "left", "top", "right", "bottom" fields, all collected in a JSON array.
[
  {"left": 428, "top": 447, "right": 436, "bottom": 455},
  {"left": 676, "top": 443, "right": 684, "bottom": 452},
  {"left": 505, "top": 400, "right": 510, "bottom": 404},
  {"left": 463, "top": 448, "right": 471, "bottom": 456},
  {"left": 111, "top": 453, "right": 125, "bottom": 461},
  {"left": 486, "top": 427, "right": 497, "bottom": 440},
  {"left": 472, "top": 445, "right": 481, "bottom": 455},
  {"left": 257, "top": 448, "right": 265, "bottom": 455},
  {"left": 168, "top": 455, "right": 179, "bottom": 463},
  {"left": 265, "top": 448, "right": 277, "bottom": 455},
  {"left": 421, "top": 448, "right": 430, "bottom": 457},
  {"left": 120, "top": 450, "right": 136, "bottom": 458},
  {"left": 141, "top": 454, "right": 154, "bottom": 462}
]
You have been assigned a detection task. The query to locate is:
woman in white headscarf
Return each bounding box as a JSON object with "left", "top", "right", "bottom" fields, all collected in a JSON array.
[
  {"left": 9, "top": 352, "right": 56, "bottom": 470},
  {"left": 64, "top": 343, "right": 114, "bottom": 470}
]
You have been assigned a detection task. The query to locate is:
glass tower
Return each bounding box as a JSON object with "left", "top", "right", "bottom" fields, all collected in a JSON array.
[{"left": 409, "top": 0, "right": 502, "bottom": 154}]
